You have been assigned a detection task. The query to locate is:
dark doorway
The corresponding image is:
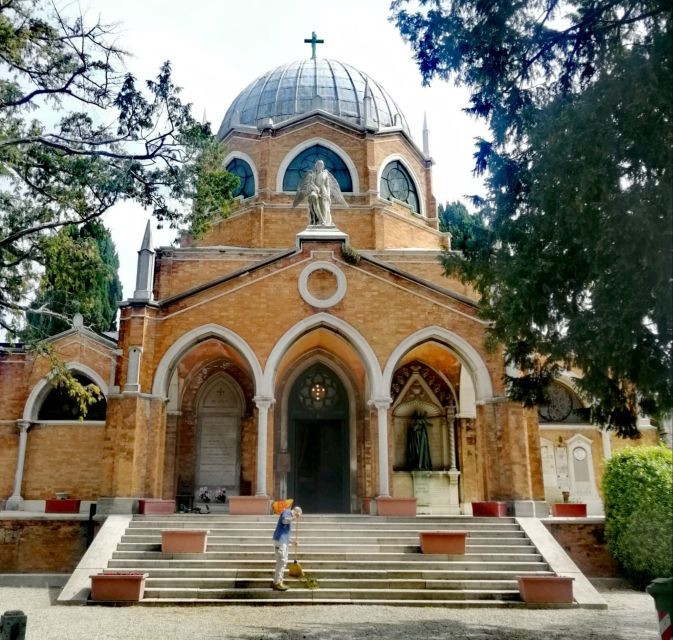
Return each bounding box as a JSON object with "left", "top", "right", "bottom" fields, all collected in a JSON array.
[{"left": 288, "top": 363, "right": 349, "bottom": 513}]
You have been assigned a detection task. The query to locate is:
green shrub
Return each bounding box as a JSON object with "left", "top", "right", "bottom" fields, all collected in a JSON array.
[{"left": 602, "top": 446, "right": 673, "bottom": 587}]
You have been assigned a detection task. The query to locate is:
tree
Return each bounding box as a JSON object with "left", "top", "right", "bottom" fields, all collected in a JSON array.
[
  {"left": 437, "top": 199, "right": 486, "bottom": 253},
  {"left": 0, "top": 0, "right": 238, "bottom": 338},
  {"left": 391, "top": 0, "right": 673, "bottom": 436},
  {"left": 23, "top": 221, "right": 123, "bottom": 339}
]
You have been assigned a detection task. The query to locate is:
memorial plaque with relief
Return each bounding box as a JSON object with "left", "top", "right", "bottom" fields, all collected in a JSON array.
[{"left": 197, "top": 415, "right": 239, "bottom": 489}]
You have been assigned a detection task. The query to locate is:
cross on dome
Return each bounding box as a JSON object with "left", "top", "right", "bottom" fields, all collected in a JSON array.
[{"left": 303, "top": 31, "right": 324, "bottom": 59}]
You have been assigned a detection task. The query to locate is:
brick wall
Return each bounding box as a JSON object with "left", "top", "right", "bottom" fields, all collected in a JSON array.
[
  {"left": 22, "top": 424, "right": 105, "bottom": 500},
  {"left": 0, "top": 519, "right": 93, "bottom": 572},
  {"left": 544, "top": 520, "right": 620, "bottom": 577}
]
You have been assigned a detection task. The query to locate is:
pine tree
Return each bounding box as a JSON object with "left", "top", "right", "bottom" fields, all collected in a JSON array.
[
  {"left": 392, "top": 0, "right": 673, "bottom": 436},
  {"left": 24, "top": 221, "right": 123, "bottom": 338}
]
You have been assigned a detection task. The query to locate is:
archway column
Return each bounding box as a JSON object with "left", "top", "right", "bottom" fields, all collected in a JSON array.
[
  {"left": 6, "top": 420, "right": 31, "bottom": 510},
  {"left": 371, "top": 397, "right": 392, "bottom": 497},
  {"left": 254, "top": 396, "right": 274, "bottom": 496}
]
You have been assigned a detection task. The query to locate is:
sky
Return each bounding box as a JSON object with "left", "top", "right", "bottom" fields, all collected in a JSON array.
[{"left": 79, "top": 0, "right": 488, "bottom": 299}]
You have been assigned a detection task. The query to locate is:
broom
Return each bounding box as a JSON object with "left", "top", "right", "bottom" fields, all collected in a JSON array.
[{"left": 288, "top": 515, "right": 303, "bottom": 577}]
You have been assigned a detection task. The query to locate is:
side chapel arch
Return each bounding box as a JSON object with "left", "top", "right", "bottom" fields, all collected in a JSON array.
[
  {"left": 23, "top": 362, "right": 109, "bottom": 422},
  {"left": 152, "top": 324, "right": 263, "bottom": 399}
]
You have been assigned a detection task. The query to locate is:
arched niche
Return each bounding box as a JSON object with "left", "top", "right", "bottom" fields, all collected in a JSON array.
[{"left": 193, "top": 373, "right": 245, "bottom": 501}]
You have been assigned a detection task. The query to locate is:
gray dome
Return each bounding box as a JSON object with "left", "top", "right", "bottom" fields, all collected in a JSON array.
[{"left": 218, "top": 58, "right": 409, "bottom": 137}]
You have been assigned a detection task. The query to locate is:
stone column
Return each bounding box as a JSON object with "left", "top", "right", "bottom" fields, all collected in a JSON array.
[
  {"left": 6, "top": 420, "right": 31, "bottom": 510},
  {"left": 372, "top": 398, "right": 392, "bottom": 497},
  {"left": 254, "top": 396, "right": 274, "bottom": 497},
  {"left": 446, "top": 406, "right": 458, "bottom": 471}
]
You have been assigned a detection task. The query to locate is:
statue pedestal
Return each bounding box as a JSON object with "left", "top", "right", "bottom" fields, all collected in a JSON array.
[
  {"left": 296, "top": 227, "right": 348, "bottom": 245},
  {"left": 392, "top": 470, "right": 461, "bottom": 515}
]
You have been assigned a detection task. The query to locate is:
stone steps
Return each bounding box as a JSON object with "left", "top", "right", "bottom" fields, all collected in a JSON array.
[
  {"left": 95, "top": 514, "right": 561, "bottom": 606},
  {"left": 141, "top": 586, "right": 522, "bottom": 601}
]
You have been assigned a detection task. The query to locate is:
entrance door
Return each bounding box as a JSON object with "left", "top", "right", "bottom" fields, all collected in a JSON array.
[
  {"left": 294, "top": 419, "right": 347, "bottom": 513},
  {"left": 288, "top": 364, "right": 349, "bottom": 513}
]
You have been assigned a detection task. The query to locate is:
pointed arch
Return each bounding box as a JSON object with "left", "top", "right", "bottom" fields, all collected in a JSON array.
[
  {"left": 382, "top": 326, "right": 494, "bottom": 404},
  {"left": 262, "top": 313, "right": 382, "bottom": 399},
  {"left": 151, "top": 324, "right": 263, "bottom": 398}
]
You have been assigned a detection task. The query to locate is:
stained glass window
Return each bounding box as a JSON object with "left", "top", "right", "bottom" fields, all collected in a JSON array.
[
  {"left": 226, "top": 158, "right": 255, "bottom": 199},
  {"left": 297, "top": 368, "right": 339, "bottom": 412},
  {"left": 380, "top": 160, "right": 420, "bottom": 213},
  {"left": 38, "top": 374, "right": 107, "bottom": 421},
  {"left": 283, "top": 144, "right": 352, "bottom": 192}
]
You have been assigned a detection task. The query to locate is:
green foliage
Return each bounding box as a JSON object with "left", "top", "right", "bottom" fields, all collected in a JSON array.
[
  {"left": 32, "top": 342, "right": 103, "bottom": 419},
  {"left": 437, "top": 199, "right": 488, "bottom": 254},
  {"left": 602, "top": 447, "right": 673, "bottom": 586},
  {"left": 341, "top": 243, "right": 361, "bottom": 265},
  {"left": 23, "top": 221, "right": 123, "bottom": 338},
  {"left": 392, "top": 0, "right": 673, "bottom": 436},
  {"left": 0, "top": 0, "right": 235, "bottom": 337}
]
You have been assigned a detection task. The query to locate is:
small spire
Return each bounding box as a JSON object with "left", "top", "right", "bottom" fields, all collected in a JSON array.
[
  {"left": 134, "top": 220, "right": 155, "bottom": 301},
  {"left": 140, "top": 219, "right": 153, "bottom": 251},
  {"left": 422, "top": 112, "right": 430, "bottom": 157},
  {"left": 201, "top": 108, "right": 208, "bottom": 125},
  {"left": 362, "top": 78, "right": 370, "bottom": 128}
]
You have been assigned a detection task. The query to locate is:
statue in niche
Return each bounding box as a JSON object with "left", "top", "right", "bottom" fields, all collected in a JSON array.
[
  {"left": 407, "top": 411, "right": 432, "bottom": 471},
  {"left": 293, "top": 159, "right": 346, "bottom": 227}
]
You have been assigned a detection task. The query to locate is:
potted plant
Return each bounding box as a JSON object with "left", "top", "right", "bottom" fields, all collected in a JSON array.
[
  {"left": 517, "top": 575, "right": 574, "bottom": 603},
  {"left": 214, "top": 487, "right": 227, "bottom": 504},
  {"left": 90, "top": 570, "right": 148, "bottom": 602},
  {"left": 471, "top": 501, "right": 508, "bottom": 517}
]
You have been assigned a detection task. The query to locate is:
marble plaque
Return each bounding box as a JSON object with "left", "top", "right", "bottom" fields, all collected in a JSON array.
[{"left": 198, "top": 415, "right": 239, "bottom": 488}]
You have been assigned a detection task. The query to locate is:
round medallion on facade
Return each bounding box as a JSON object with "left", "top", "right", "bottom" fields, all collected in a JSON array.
[{"left": 298, "top": 262, "right": 346, "bottom": 308}]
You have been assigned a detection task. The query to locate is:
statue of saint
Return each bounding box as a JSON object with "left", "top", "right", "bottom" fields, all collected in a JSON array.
[
  {"left": 407, "top": 412, "right": 432, "bottom": 471},
  {"left": 293, "top": 159, "right": 346, "bottom": 227}
]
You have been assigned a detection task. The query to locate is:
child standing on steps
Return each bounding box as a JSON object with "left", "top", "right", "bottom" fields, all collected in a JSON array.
[{"left": 272, "top": 505, "right": 302, "bottom": 591}]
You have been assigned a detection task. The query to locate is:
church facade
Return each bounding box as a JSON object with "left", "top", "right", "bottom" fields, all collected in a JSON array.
[{"left": 0, "top": 54, "right": 657, "bottom": 518}]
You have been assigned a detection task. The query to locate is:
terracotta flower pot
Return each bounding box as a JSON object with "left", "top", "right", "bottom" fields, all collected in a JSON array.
[
  {"left": 139, "top": 499, "right": 175, "bottom": 515},
  {"left": 419, "top": 531, "right": 466, "bottom": 554},
  {"left": 228, "top": 496, "right": 271, "bottom": 515},
  {"left": 517, "top": 575, "right": 574, "bottom": 603},
  {"left": 550, "top": 503, "right": 587, "bottom": 517},
  {"left": 161, "top": 529, "right": 208, "bottom": 553},
  {"left": 90, "top": 572, "right": 148, "bottom": 601},
  {"left": 376, "top": 497, "right": 417, "bottom": 517},
  {"left": 45, "top": 498, "right": 80, "bottom": 513},
  {"left": 471, "top": 501, "right": 508, "bottom": 517}
]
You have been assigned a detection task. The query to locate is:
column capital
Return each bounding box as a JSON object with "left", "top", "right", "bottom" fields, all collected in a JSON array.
[
  {"left": 15, "top": 420, "right": 31, "bottom": 433},
  {"left": 253, "top": 396, "right": 275, "bottom": 410},
  {"left": 369, "top": 397, "right": 392, "bottom": 411}
]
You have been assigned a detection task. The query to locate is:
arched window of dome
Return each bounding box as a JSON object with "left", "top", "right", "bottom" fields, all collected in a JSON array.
[
  {"left": 37, "top": 373, "right": 107, "bottom": 421},
  {"left": 282, "top": 144, "right": 353, "bottom": 192},
  {"left": 226, "top": 158, "right": 255, "bottom": 199},
  {"left": 380, "top": 160, "right": 420, "bottom": 214}
]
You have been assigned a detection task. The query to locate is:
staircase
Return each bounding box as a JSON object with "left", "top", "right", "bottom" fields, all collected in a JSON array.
[{"left": 101, "top": 514, "right": 557, "bottom": 606}]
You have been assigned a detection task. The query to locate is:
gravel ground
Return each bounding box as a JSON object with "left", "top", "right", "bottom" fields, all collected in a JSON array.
[{"left": 0, "top": 584, "right": 659, "bottom": 639}]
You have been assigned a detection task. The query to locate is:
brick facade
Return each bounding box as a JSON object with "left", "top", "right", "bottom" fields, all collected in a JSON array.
[{"left": 0, "top": 90, "right": 658, "bottom": 520}]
